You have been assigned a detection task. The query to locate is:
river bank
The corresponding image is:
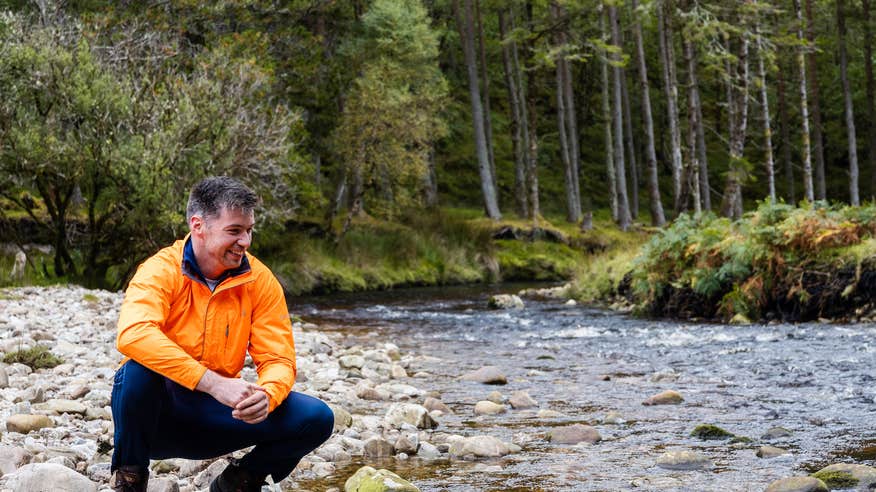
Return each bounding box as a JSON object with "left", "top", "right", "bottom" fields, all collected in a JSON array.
[
  {"left": 1, "top": 285, "right": 874, "bottom": 491},
  {"left": 573, "top": 202, "right": 876, "bottom": 324}
]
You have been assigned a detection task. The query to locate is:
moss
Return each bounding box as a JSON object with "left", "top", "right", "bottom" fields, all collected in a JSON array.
[
  {"left": 729, "top": 436, "right": 753, "bottom": 444},
  {"left": 3, "top": 345, "right": 63, "bottom": 369},
  {"left": 690, "top": 424, "right": 735, "bottom": 440},
  {"left": 494, "top": 240, "right": 582, "bottom": 281},
  {"left": 810, "top": 470, "right": 858, "bottom": 489},
  {"left": 82, "top": 293, "right": 99, "bottom": 303}
]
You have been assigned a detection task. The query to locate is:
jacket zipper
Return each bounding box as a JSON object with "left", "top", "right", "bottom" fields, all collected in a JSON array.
[{"left": 199, "top": 276, "right": 255, "bottom": 361}]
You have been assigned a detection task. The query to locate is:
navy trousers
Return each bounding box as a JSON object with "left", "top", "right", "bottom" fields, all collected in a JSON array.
[{"left": 110, "top": 360, "right": 334, "bottom": 481}]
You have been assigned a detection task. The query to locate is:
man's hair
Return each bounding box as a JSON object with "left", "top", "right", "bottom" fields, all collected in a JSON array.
[{"left": 186, "top": 176, "right": 259, "bottom": 222}]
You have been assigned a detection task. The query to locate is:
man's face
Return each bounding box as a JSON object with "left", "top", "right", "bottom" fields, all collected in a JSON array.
[{"left": 190, "top": 206, "right": 255, "bottom": 279}]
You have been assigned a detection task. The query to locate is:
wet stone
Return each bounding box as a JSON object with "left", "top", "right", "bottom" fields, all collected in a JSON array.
[
  {"left": 509, "top": 391, "right": 538, "bottom": 409},
  {"left": 461, "top": 366, "right": 507, "bottom": 385},
  {"left": 764, "top": 477, "right": 828, "bottom": 492},
  {"left": 643, "top": 390, "right": 684, "bottom": 406},
  {"left": 6, "top": 414, "right": 54, "bottom": 434},
  {"left": 757, "top": 446, "right": 791, "bottom": 458},
  {"left": 547, "top": 424, "right": 601, "bottom": 445},
  {"left": 762, "top": 427, "right": 794, "bottom": 440},
  {"left": 474, "top": 401, "right": 506, "bottom": 415},
  {"left": 422, "top": 397, "right": 451, "bottom": 414},
  {"left": 655, "top": 450, "right": 712, "bottom": 471},
  {"left": 344, "top": 466, "right": 420, "bottom": 492}
]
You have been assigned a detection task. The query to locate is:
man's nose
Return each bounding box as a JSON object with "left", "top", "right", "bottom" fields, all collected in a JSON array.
[{"left": 238, "top": 231, "right": 252, "bottom": 248}]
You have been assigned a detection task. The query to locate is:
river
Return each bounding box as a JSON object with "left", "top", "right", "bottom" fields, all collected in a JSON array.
[{"left": 290, "top": 284, "right": 876, "bottom": 491}]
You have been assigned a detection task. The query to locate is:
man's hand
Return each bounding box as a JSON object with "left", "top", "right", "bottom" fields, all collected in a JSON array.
[
  {"left": 232, "top": 388, "right": 269, "bottom": 424},
  {"left": 196, "top": 370, "right": 264, "bottom": 417}
]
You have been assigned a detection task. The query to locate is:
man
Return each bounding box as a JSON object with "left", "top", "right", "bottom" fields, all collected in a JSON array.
[{"left": 111, "top": 176, "right": 334, "bottom": 492}]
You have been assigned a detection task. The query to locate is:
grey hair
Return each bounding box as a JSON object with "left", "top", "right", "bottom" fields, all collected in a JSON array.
[{"left": 186, "top": 176, "right": 259, "bottom": 222}]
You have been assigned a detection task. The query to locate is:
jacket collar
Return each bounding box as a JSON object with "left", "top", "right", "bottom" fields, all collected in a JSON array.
[{"left": 181, "top": 235, "right": 251, "bottom": 288}]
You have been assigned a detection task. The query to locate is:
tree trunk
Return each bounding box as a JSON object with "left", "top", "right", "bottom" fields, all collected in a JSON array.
[
  {"left": 794, "top": 0, "right": 815, "bottom": 203},
  {"left": 631, "top": 0, "right": 666, "bottom": 226},
  {"left": 499, "top": 9, "right": 528, "bottom": 218},
  {"left": 657, "top": 0, "right": 683, "bottom": 212},
  {"left": 601, "top": 10, "right": 618, "bottom": 222},
  {"left": 865, "top": 0, "right": 876, "bottom": 199},
  {"left": 562, "top": 36, "right": 582, "bottom": 217},
  {"left": 721, "top": 37, "right": 750, "bottom": 220},
  {"left": 777, "top": 61, "right": 795, "bottom": 203},
  {"left": 551, "top": 3, "right": 581, "bottom": 223},
  {"left": 475, "top": 0, "right": 498, "bottom": 195},
  {"left": 693, "top": 59, "right": 710, "bottom": 211},
  {"left": 424, "top": 149, "right": 439, "bottom": 208},
  {"left": 756, "top": 25, "right": 777, "bottom": 203},
  {"left": 455, "top": 0, "right": 501, "bottom": 219},
  {"left": 682, "top": 36, "right": 701, "bottom": 215},
  {"left": 524, "top": 1, "right": 540, "bottom": 222},
  {"left": 837, "top": 0, "right": 860, "bottom": 205},
  {"left": 804, "top": 0, "right": 827, "bottom": 200},
  {"left": 621, "top": 69, "right": 639, "bottom": 219},
  {"left": 609, "top": 4, "right": 632, "bottom": 230}
]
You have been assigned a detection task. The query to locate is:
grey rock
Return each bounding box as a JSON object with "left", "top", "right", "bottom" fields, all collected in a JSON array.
[
  {"left": 509, "top": 391, "right": 538, "bottom": 409},
  {"left": 43, "top": 399, "right": 87, "bottom": 415},
  {"left": 487, "top": 294, "right": 524, "bottom": 310},
  {"left": 6, "top": 414, "right": 53, "bottom": 434},
  {"left": 448, "top": 436, "right": 512, "bottom": 458},
  {"left": 461, "top": 366, "right": 507, "bottom": 385},
  {"left": 655, "top": 450, "right": 712, "bottom": 471},
  {"left": 2, "top": 462, "right": 97, "bottom": 492},
  {"left": 329, "top": 404, "right": 353, "bottom": 433},
  {"left": 357, "top": 387, "right": 391, "bottom": 401},
  {"left": 764, "top": 477, "right": 828, "bottom": 492},
  {"left": 385, "top": 403, "right": 437, "bottom": 429},
  {"left": 486, "top": 391, "right": 504, "bottom": 404},
  {"left": 0, "top": 366, "right": 8, "bottom": 389},
  {"left": 422, "top": 397, "right": 451, "bottom": 414},
  {"left": 86, "top": 462, "right": 111, "bottom": 482},
  {"left": 0, "top": 445, "right": 32, "bottom": 475},
  {"left": 474, "top": 401, "right": 506, "bottom": 415},
  {"left": 546, "top": 424, "right": 601, "bottom": 445},
  {"left": 192, "top": 459, "right": 226, "bottom": 489},
  {"left": 394, "top": 433, "right": 419, "bottom": 454},
  {"left": 147, "top": 477, "right": 180, "bottom": 492},
  {"left": 762, "top": 427, "right": 793, "bottom": 440},
  {"left": 416, "top": 442, "right": 442, "bottom": 459},
  {"left": 363, "top": 437, "right": 395, "bottom": 459},
  {"left": 757, "top": 446, "right": 790, "bottom": 458}
]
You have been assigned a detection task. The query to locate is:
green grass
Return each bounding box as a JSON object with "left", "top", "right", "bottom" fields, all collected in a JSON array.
[{"left": 2, "top": 345, "right": 64, "bottom": 369}]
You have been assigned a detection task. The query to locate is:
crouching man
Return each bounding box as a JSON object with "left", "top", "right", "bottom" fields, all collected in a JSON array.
[{"left": 110, "top": 176, "right": 333, "bottom": 492}]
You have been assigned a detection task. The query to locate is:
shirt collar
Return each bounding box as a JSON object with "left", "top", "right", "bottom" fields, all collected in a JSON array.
[{"left": 181, "top": 236, "right": 251, "bottom": 287}]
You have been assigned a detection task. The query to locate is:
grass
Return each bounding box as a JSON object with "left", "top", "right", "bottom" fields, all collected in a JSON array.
[{"left": 2, "top": 345, "right": 64, "bottom": 369}]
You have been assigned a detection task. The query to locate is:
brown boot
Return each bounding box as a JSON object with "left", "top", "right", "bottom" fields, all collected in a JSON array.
[
  {"left": 111, "top": 465, "right": 148, "bottom": 492},
  {"left": 209, "top": 460, "right": 267, "bottom": 492}
]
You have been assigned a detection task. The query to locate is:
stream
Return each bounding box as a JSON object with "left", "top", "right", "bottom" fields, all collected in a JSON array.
[{"left": 289, "top": 284, "right": 876, "bottom": 491}]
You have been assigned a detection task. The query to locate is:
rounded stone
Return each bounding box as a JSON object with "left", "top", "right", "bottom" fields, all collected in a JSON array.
[{"left": 764, "top": 477, "right": 829, "bottom": 492}]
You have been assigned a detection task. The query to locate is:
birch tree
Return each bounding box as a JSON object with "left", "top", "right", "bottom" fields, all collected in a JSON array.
[
  {"left": 793, "top": 0, "right": 815, "bottom": 203},
  {"left": 837, "top": 0, "right": 859, "bottom": 205},
  {"left": 609, "top": 3, "right": 632, "bottom": 230},
  {"left": 657, "top": 0, "right": 683, "bottom": 212}
]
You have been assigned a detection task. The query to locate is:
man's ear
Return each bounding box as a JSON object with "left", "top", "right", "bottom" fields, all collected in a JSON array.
[{"left": 190, "top": 215, "right": 204, "bottom": 235}]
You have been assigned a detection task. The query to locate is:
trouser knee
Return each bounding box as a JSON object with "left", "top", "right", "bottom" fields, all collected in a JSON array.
[{"left": 294, "top": 398, "right": 334, "bottom": 449}]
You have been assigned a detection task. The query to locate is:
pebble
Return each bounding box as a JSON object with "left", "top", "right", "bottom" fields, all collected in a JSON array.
[
  {"left": 460, "top": 366, "right": 507, "bottom": 385},
  {"left": 642, "top": 390, "right": 684, "bottom": 405},
  {"left": 655, "top": 450, "right": 712, "bottom": 471},
  {"left": 546, "top": 424, "right": 601, "bottom": 445},
  {"left": 764, "top": 476, "right": 828, "bottom": 492}
]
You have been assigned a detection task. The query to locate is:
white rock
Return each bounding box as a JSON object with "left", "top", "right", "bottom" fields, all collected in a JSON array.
[{"left": 1, "top": 462, "right": 97, "bottom": 492}]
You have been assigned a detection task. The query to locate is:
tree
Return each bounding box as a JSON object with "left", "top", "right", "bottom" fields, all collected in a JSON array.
[
  {"left": 454, "top": 0, "right": 501, "bottom": 219},
  {"left": 333, "top": 0, "right": 449, "bottom": 231},
  {"left": 837, "top": 0, "right": 859, "bottom": 205},
  {"left": 631, "top": 0, "right": 666, "bottom": 226},
  {"left": 608, "top": 3, "right": 632, "bottom": 230},
  {"left": 657, "top": 0, "right": 684, "bottom": 212},
  {"left": 793, "top": 0, "right": 815, "bottom": 203},
  {"left": 804, "top": 0, "right": 826, "bottom": 200}
]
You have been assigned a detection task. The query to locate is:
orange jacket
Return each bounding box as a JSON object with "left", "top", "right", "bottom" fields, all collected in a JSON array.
[{"left": 117, "top": 237, "right": 296, "bottom": 412}]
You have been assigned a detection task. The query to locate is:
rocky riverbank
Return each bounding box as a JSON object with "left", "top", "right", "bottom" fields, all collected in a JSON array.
[{"left": 0, "top": 286, "right": 873, "bottom": 492}]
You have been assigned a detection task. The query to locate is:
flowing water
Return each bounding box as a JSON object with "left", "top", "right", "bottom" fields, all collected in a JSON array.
[{"left": 290, "top": 284, "right": 876, "bottom": 491}]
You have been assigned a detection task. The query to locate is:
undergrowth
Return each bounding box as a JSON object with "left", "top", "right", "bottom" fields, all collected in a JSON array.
[{"left": 628, "top": 201, "right": 876, "bottom": 321}]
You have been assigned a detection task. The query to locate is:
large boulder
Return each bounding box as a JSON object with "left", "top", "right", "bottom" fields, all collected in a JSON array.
[
  {"left": 1, "top": 463, "right": 97, "bottom": 492},
  {"left": 0, "top": 445, "right": 32, "bottom": 475},
  {"left": 344, "top": 466, "right": 420, "bottom": 492}
]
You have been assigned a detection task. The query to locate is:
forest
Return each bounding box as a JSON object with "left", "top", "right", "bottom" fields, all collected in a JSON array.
[{"left": 0, "top": 0, "right": 873, "bottom": 292}]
